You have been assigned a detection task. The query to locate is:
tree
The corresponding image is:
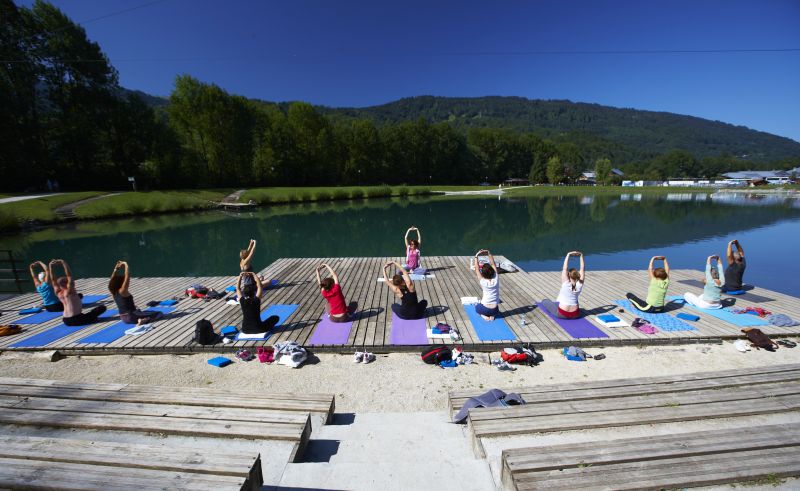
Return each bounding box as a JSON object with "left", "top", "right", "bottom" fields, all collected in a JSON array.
[
  {"left": 594, "top": 158, "right": 612, "bottom": 185},
  {"left": 546, "top": 156, "right": 565, "bottom": 184}
]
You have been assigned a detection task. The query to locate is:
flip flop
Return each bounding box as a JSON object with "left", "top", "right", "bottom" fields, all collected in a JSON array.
[{"left": 777, "top": 340, "right": 797, "bottom": 348}]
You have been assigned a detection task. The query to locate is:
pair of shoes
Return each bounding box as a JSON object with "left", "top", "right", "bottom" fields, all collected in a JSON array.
[
  {"left": 497, "top": 361, "right": 517, "bottom": 371},
  {"left": 353, "top": 351, "right": 365, "bottom": 363},
  {"left": 362, "top": 352, "right": 375, "bottom": 364},
  {"left": 777, "top": 340, "right": 797, "bottom": 348}
]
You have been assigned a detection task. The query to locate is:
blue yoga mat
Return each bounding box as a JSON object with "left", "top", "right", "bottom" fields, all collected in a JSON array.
[
  {"left": 16, "top": 310, "right": 62, "bottom": 325},
  {"left": 463, "top": 304, "right": 517, "bottom": 341},
  {"left": 614, "top": 299, "right": 697, "bottom": 332},
  {"left": 159, "top": 299, "right": 178, "bottom": 306},
  {"left": 82, "top": 294, "right": 108, "bottom": 305},
  {"left": 667, "top": 296, "right": 768, "bottom": 327},
  {"left": 77, "top": 307, "right": 176, "bottom": 344},
  {"left": 11, "top": 323, "right": 89, "bottom": 348},
  {"left": 234, "top": 304, "right": 299, "bottom": 340}
]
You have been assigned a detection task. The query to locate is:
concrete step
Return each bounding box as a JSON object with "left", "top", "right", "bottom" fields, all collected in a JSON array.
[
  {"left": 304, "top": 436, "right": 477, "bottom": 464},
  {"left": 274, "top": 461, "right": 496, "bottom": 491}
]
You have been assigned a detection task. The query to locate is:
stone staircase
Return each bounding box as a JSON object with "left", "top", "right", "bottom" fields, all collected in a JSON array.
[{"left": 271, "top": 411, "right": 495, "bottom": 490}]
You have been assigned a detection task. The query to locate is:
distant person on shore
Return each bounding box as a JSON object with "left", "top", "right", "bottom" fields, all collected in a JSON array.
[
  {"left": 684, "top": 255, "right": 724, "bottom": 309},
  {"left": 626, "top": 256, "right": 670, "bottom": 313},
  {"left": 723, "top": 239, "right": 747, "bottom": 293},
  {"left": 403, "top": 226, "right": 422, "bottom": 271},
  {"left": 29, "top": 260, "right": 63, "bottom": 312},
  {"left": 50, "top": 259, "right": 106, "bottom": 326},
  {"left": 542, "top": 251, "right": 585, "bottom": 319},
  {"left": 109, "top": 261, "right": 164, "bottom": 324},
  {"left": 471, "top": 249, "right": 500, "bottom": 321},
  {"left": 383, "top": 261, "right": 428, "bottom": 320},
  {"left": 236, "top": 272, "right": 279, "bottom": 334},
  {"left": 316, "top": 263, "right": 356, "bottom": 323}
]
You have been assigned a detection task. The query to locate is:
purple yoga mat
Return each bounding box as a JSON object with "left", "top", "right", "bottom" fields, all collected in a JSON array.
[
  {"left": 308, "top": 315, "right": 353, "bottom": 345},
  {"left": 537, "top": 301, "right": 609, "bottom": 339},
  {"left": 389, "top": 312, "right": 428, "bottom": 345}
]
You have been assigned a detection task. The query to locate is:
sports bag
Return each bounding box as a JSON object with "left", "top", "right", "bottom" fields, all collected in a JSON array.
[
  {"left": 742, "top": 328, "right": 778, "bottom": 351},
  {"left": 194, "top": 319, "right": 217, "bottom": 345},
  {"left": 421, "top": 345, "right": 452, "bottom": 364},
  {"left": 0, "top": 325, "right": 22, "bottom": 337},
  {"left": 500, "top": 346, "right": 541, "bottom": 366}
]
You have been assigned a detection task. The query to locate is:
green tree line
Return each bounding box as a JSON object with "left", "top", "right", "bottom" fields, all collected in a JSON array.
[{"left": 2, "top": 1, "right": 797, "bottom": 193}]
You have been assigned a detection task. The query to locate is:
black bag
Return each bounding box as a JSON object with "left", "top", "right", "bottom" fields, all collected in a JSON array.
[
  {"left": 195, "top": 319, "right": 216, "bottom": 345},
  {"left": 421, "top": 345, "right": 452, "bottom": 364}
]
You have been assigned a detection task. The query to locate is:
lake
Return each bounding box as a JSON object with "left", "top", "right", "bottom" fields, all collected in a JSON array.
[{"left": 2, "top": 192, "right": 799, "bottom": 296}]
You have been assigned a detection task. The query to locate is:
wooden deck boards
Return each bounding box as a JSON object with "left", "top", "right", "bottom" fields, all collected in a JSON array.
[{"left": 0, "top": 257, "right": 798, "bottom": 354}]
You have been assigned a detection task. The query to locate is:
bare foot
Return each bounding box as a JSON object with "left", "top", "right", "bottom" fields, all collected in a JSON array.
[{"left": 481, "top": 315, "right": 494, "bottom": 321}]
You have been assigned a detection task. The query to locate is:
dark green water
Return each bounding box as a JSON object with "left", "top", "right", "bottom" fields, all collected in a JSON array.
[{"left": 2, "top": 193, "right": 799, "bottom": 295}]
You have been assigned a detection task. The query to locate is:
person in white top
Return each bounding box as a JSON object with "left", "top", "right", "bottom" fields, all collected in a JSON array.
[
  {"left": 471, "top": 249, "right": 500, "bottom": 321},
  {"left": 554, "top": 251, "right": 585, "bottom": 319}
]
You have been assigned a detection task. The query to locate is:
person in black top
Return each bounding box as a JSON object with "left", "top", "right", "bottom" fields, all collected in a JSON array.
[
  {"left": 383, "top": 261, "right": 428, "bottom": 320},
  {"left": 237, "top": 272, "right": 279, "bottom": 334},
  {"left": 109, "top": 261, "right": 162, "bottom": 324},
  {"left": 723, "top": 239, "right": 747, "bottom": 292}
]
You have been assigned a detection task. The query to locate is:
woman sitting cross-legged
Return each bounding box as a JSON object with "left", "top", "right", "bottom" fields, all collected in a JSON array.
[
  {"left": 51, "top": 259, "right": 106, "bottom": 326},
  {"left": 109, "top": 261, "right": 164, "bottom": 324},
  {"left": 30, "top": 260, "right": 63, "bottom": 312},
  {"left": 684, "top": 255, "right": 725, "bottom": 309},
  {"left": 542, "top": 251, "right": 586, "bottom": 319},
  {"left": 471, "top": 249, "right": 500, "bottom": 321},
  {"left": 626, "top": 255, "right": 670, "bottom": 313},
  {"left": 237, "top": 272, "right": 279, "bottom": 334},
  {"left": 383, "top": 261, "right": 428, "bottom": 320},
  {"left": 316, "top": 263, "right": 357, "bottom": 323}
]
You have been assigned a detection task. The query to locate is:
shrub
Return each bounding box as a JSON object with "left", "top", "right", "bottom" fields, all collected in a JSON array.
[
  {"left": 379, "top": 185, "right": 392, "bottom": 196},
  {"left": 350, "top": 188, "right": 365, "bottom": 199},
  {"left": 282, "top": 192, "right": 297, "bottom": 203},
  {"left": 397, "top": 186, "right": 410, "bottom": 197},
  {"left": 333, "top": 189, "right": 349, "bottom": 200},
  {"left": 147, "top": 200, "right": 165, "bottom": 213},
  {"left": 315, "top": 190, "right": 333, "bottom": 201},
  {"left": 0, "top": 210, "right": 19, "bottom": 231},
  {"left": 415, "top": 187, "right": 431, "bottom": 195},
  {"left": 367, "top": 186, "right": 392, "bottom": 198},
  {"left": 300, "top": 191, "right": 313, "bottom": 202},
  {"left": 126, "top": 202, "right": 146, "bottom": 215}
]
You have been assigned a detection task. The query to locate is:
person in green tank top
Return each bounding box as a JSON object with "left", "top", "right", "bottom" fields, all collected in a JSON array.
[{"left": 626, "top": 256, "right": 670, "bottom": 313}]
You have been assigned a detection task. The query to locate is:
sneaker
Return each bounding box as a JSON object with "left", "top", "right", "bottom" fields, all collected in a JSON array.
[
  {"left": 353, "top": 351, "right": 364, "bottom": 363},
  {"left": 497, "top": 361, "right": 517, "bottom": 371},
  {"left": 362, "top": 352, "right": 375, "bottom": 364}
]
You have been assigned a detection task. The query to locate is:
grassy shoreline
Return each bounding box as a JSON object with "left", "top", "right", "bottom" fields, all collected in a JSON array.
[{"left": 1, "top": 184, "right": 795, "bottom": 232}]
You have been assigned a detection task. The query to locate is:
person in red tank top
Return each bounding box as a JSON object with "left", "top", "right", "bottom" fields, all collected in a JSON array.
[{"left": 316, "top": 263, "right": 356, "bottom": 323}]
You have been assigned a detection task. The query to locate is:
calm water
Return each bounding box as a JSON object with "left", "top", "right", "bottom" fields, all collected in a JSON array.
[{"left": 2, "top": 193, "right": 799, "bottom": 296}]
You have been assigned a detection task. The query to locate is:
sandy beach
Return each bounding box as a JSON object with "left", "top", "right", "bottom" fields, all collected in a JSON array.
[{"left": 2, "top": 341, "right": 798, "bottom": 413}]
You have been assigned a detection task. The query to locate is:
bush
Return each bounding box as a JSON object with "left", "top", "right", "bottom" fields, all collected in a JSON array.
[
  {"left": 333, "top": 189, "right": 349, "bottom": 200},
  {"left": 315, "top": 190, "right": 333, "bottom": 201},
  {"left": 379, "top": 185, "right": 392, "bottom": 197},
  {"left": 350, "top": 188, "right": 365, "bottom": 199},
  {"left": 0, "top": 210, "right": 19, "bottom": 231},
  {"left": 415, "top": 187, "right": 431, "bottom": 195},
  {"left": 300, "top": 191, "right": 313, "bottom": 201},
  {"left": 397, "top": 186, "right": 410, "bottom": 197},
  {"left": 147, "top": 200, "right": 165, "bottom": 213},
  {"left": 126, "top": 202, "right": 146, "bottom": 215}
]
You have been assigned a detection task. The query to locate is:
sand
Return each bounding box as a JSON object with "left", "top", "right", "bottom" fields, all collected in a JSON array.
[{"left": 1, "top": 341, "right": 798, "bottom": 412}]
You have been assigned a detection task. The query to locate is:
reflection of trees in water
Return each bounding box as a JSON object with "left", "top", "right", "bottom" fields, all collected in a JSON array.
[{"left": 6, "top": 196, "right": 800, "bottom": 280}]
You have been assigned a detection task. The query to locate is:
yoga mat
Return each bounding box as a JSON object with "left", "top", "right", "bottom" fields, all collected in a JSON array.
[
  {"left": 462, "top": 305, "right": 517, "bottom": 341},
  {"left": 19, "top": 308, "right": 42, "bottom": 315},
  {"left": 82, "top": 294, "right": 108, "bottom": 305},
  {"left": 16, "top": 310, "right": 61, "bottom": 325},
  {"left": 77, "top": 307, "right": 176, "bottom": 344},
  {"left": 667, "top": 296, "right": 768, "bottom": 327},
  {"left": 11, "top": 323, "right": 88, "bottom": 347},
  {"left": 377, "top": 274, "right": 435, "bottom": 282},
  {"left": 159, "top": 299, "right": 178, "bottom": 306},
  {"left": 389, "top": 312, "right": 428, "bottom": 345},
  {"left": 226, "top": 279, "right": 278, "bottom": 292},
  {"left": 614, "top": 299, "right": 697, "bottom": 332},
  {"left": 234, "top": 304, "right": 299, "bottom": 340},
  {"left": 538, "top": 301, "right": 609, "bottom": 339},
  {"left": 308, "top": 315, "right": 353, "bottom": 345}
]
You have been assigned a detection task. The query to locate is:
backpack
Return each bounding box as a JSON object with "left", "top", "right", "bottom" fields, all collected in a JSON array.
[
  {"left": 500, "top": 345, "right": 541, "bottom": 366},
  {"left": 0, "top": 325, "right": 22, "bottom": 337},
  {"left": 185, "top": 285, "right": 209, "bottom": 299},
  {"left": 421, "top": 345, "right": 452, "bottom": 365},
  {"left": 742, "top": 328, "right": 778, "bottom": 351},
  {"left": 194, "top": 319, "right": 217, "bottom": 345}
]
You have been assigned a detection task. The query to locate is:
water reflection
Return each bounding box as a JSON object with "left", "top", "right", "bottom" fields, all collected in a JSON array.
[{"left": 1, "top": 194, "right": 798, "bottom": 295}]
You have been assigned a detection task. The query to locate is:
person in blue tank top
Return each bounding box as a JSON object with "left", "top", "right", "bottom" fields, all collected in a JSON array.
[{"left": 29, "top": 260, "right": 63, "bottom": 312}]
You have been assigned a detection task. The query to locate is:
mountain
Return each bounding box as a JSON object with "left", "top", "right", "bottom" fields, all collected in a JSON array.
[{"left": 319, "top": 96, "right": 800, "bottom": 162}]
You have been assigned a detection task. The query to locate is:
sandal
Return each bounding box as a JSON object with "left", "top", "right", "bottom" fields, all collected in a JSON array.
[
  {"left": 777, "top": 340, "right": 797, "bottom": 348},
  {"left": 594, "top": 353, "right": 606, "bottom": 360}
]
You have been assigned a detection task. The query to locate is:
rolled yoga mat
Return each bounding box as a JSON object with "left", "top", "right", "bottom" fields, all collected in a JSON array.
[
  {"left": 537, "top": 300, "right": 609, "bottom": 339},
  {"left": 76, "top": 307, "right": 177, "bottom": 344},
  {"left": 614, "top": 299, "right": 697, "bottom": 332},
  {"left": 389, "top": 312, "right": 429, "bottom": 345},
  {"left": 308, "top": 315, "right": 353, "bottom": 345},
  {"left": 666, "top": 296, "right": 768, "bottom": 327},
  {"left": 235, "top": 304, "right": 299, "bottom": 340},
  {"left": 462, "top": 304, "right": 517, "bottom": 341}
]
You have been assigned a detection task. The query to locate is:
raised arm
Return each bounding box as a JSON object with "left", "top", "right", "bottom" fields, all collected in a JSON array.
[
  {"left": 486, "top": 250, "right": 498, "bottom": 273},
  {"left": 236, "top": 272, "right": 244, "bottom": 298},
  {"left": 395, "top": 261, "right": 414, "bottom": 291},
  {"left": 242, "top": 240, "right": 256, "bottom": 264},
  {"left": 726, "top": 240, "right": 735, "bottom": 265},
  {"left": 415, "top": 227, "right": 422, "bottom": 245},
  {"left": 404, "top": 227, "right": 413, "bottom": 248},
  {"left": 578, "top": 252, "right": 585, "bottom": 282},
  {"left": 662, "top": 256, "right": 670, "bottom": 275},
  {"left": 561, "top": 253, "right": 571, "bottom": 282},
  {"left": 120, "top": 261, "right": 131, "bottom": 293},
  {"left": 322, "top": 263, "right": 339, "bottom": 284},
  {"left": 29, "top": 262, "right": 40, "bottom": 286},
  {"left": 472, "top": 250, "right": 485, "bottom": 281},
  {"left": 253, "top": 273, "right": 264, "bottom": 298},
  {"left": 48, "top": 260, "right": 59, "bottom": 290},
  {"left": 648, "top": 256, "right": 657, "bottom": 279},
  {"left": 734, "top": 240, "right": 744, "bottom": 257}
]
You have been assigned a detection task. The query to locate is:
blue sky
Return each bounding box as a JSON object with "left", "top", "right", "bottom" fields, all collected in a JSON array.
[{"left": 18, "top": 0, "right": 800, "bottom": 142}]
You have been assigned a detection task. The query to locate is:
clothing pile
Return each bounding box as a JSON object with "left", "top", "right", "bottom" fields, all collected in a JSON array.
[
  {"left": 432, "top": 322, "right": 462, "bottom": 341},
  {"left": 767, "top": 314, "right": 800, "bottom": 327},
  {"left": 731, "top": 306, "right": 772, "bottom": 317},
  {"left": 632, "top": 317, "right": 658, "bottom": 334},
  {"left": 273, "top": 341, "right": 308, "bottom": 368},
  {"left": 453, "top": 389, "right": 526, "bottom": 424},
  {"left": 564, "top": 345, "right": 605, "bottom": 361}
]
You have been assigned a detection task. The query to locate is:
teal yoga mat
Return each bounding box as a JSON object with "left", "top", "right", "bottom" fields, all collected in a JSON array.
[
  {"left": 667, "top": 296, "right": 768, "bottom": 327},
  {"left": 462, "top": 304, "right": 517, "bottom": 341}
]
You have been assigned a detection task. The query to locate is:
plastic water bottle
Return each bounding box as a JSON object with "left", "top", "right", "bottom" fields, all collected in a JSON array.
[{"left": 519, "top": 314, "right": 527, "bottom": 326}]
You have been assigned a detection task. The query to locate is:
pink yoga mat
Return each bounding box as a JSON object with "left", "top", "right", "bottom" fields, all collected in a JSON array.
[{"left": 308, "top": 315, "right": 353, "bottom": 345}]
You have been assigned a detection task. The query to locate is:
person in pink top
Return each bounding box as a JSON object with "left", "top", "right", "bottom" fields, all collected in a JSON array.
[
  {"left": 403, "top": 226, "right": 422, "bottom": 271},
  {"left": 316, "top": 263, "right": 356, "bottom": 323},
  {"left": 50, "top": 259, "right": 106, "bottom": 326}
]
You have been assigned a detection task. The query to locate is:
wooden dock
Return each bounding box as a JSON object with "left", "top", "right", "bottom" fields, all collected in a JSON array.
[{"left": 0, "top": 256, "right": 798, "bottom": 355}]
